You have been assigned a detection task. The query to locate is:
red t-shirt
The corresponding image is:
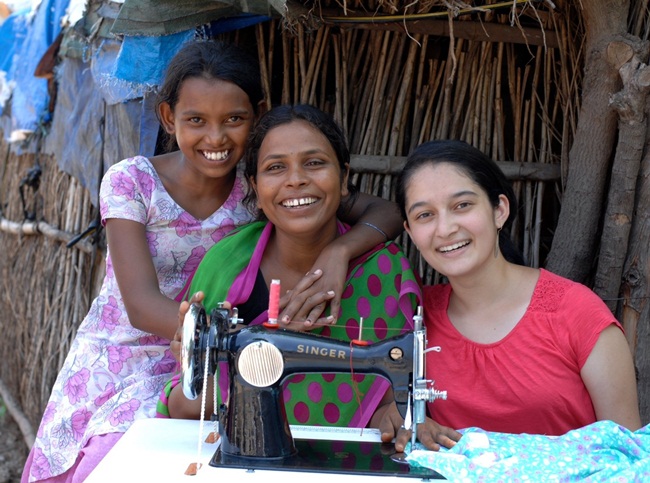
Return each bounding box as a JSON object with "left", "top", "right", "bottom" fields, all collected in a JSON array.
[{"left": 424, "top": 269, "right": 621, "bottom": 436}]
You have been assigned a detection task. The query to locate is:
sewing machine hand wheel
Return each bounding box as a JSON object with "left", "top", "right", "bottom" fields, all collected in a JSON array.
[{"left": 181, "top": 303, "right": 209, "bottom": 401}]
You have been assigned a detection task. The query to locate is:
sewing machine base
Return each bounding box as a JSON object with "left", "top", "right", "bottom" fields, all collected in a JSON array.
[{"left": 210, "top": 439, "right": 445, "bottom": 479}]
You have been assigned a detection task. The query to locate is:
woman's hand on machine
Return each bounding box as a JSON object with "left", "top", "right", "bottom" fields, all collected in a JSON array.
[
  {"left": 397, "top": 417, "right": 462, "bottom": 452},
  {"left": 370, "top": 401, "right": 461, "bottom": 452}
]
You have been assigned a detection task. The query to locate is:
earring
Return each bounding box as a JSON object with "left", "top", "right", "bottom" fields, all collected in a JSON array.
[{"left": 494, "top": 226, "right": 502, "bottom": 258}]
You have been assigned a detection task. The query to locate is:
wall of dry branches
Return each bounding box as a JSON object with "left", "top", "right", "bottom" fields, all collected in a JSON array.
[
  {"left": 0, "top": 5, "right": 577, "bottom": 433},
  {"left": 0, "top": 140, "right": 103, "bottom": 435},
  {"left": 249, "top": 7, "right": 577, "bottom": 276}
]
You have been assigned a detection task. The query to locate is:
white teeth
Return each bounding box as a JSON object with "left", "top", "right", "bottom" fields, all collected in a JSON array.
[
  {"left": 282, "top": 197, "right": 318, "bottom": 208},
  {"left": 203, "top": 150, "right": 229, "bottom": 161},
  {"left": 439, "top": 241, "right": 470, "bottom": 253}
]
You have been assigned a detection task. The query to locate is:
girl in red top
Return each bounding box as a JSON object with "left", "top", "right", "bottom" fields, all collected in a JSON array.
[{"left": 371, "top": 139, "right": 641, "bottom": 451}]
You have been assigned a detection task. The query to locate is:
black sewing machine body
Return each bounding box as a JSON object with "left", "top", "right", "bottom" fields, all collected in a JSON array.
[{"left": 182, "top": 304, "right": 446, "bottom": 478}]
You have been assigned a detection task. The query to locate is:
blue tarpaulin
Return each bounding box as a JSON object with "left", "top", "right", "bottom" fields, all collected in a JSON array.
[
  {"left": 8, "top": 0, "right": 70, "bottom": 131},
  {"left": 108, "top": 14, "right": 270, "bottom": 99}
]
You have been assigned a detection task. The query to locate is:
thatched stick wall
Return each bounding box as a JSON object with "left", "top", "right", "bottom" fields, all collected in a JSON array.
[
  {"left": 255, "top": 11, "right": 576, "bottom": 277},
  {"left": 0, "top": 138, "right": 102, "bottom": 430}
]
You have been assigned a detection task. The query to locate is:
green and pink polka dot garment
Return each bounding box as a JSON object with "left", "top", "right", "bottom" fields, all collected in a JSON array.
[{"left": 159, "top": 221, "right": 421, "bottom": 428}]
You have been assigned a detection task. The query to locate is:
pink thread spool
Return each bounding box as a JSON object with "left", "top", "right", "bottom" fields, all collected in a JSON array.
[{"left": 264, "top": 279, "right": 281, "bottom": 329}]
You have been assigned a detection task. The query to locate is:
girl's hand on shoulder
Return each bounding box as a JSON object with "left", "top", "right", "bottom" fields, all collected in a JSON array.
[
  {"left": 278, "top": 192, "right": 400, "bottom": 330},
  {"left": 277, "top": 269, "right": 336, "bottom": 331},
  {"left": 278, "top": 244, "right": 347, "bottom": 330}
]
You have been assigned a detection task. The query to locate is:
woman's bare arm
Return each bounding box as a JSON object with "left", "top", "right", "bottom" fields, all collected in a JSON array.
[{"left": 581, "top": 324, "right": 641, "bottom": 431}]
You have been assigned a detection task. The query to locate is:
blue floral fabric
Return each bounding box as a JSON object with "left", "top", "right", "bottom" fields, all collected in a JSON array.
[{"left": 406, "top": 420, "right": 650, "bottom": 482}]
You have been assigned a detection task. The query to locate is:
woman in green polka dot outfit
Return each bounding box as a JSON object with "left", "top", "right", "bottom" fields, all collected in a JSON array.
[{"left": 157, "top": 104, "right": 421, "bottom": 427}]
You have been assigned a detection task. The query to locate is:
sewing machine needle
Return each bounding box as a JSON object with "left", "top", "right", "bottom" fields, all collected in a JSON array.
[{"left": 403, "top": 395, "right": 412, "bottom": 431}]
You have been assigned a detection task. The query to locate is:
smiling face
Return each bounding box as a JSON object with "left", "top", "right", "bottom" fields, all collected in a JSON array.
[
  {"left": 159, "top": 77, "right": 255, "bottom": 180},
  {"left": 250, "top": 119, "right": 349, "bottom": 239},
  {"left": 403, "top": 162, "right": 509, "bottom": 280}
]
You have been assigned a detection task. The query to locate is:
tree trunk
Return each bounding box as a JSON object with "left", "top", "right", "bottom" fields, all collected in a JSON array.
[
  {"left": 545, "top": 0, "right": 629, "bottom": 282},
  {"left": 620, "top": 99, "right": 650, "bottom": 422},
  {"left": 594, "top": 41, "right": 650, "bottom": 312},
  {"left": 546, "top": 0, "right": 650, "bottom": 424}
]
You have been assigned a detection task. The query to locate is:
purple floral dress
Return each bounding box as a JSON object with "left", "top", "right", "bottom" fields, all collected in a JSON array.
[{"left": 26, "top": 156, "right": 253, "bottom": 481}]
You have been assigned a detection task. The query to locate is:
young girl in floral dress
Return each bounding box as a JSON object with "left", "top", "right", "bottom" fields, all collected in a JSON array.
[{"left": 23, "top": 40, "right": 402, "bottom": 483}]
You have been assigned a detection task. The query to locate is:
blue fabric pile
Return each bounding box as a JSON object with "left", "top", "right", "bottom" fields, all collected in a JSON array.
[{"left": 406, "top": 420, "right": 650, "bottom": 482}]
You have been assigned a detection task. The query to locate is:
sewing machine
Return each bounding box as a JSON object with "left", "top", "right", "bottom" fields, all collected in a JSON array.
[{"left": 180, "top": 303, "right": 447, "bottom": 478}]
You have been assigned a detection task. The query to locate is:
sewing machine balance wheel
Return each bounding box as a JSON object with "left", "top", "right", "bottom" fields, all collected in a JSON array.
[{"left": 181, "top": 303, "right": 209, "bottom": 401}]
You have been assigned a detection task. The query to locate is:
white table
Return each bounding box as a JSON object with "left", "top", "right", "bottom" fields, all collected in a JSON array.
[{"left": 87, "top": 419, "right": 440, "bottom": 482}]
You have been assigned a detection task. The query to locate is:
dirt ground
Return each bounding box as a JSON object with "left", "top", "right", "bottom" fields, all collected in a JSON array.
[{"left": 0, "top": 412, "right": 28, "bottom": 483}]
